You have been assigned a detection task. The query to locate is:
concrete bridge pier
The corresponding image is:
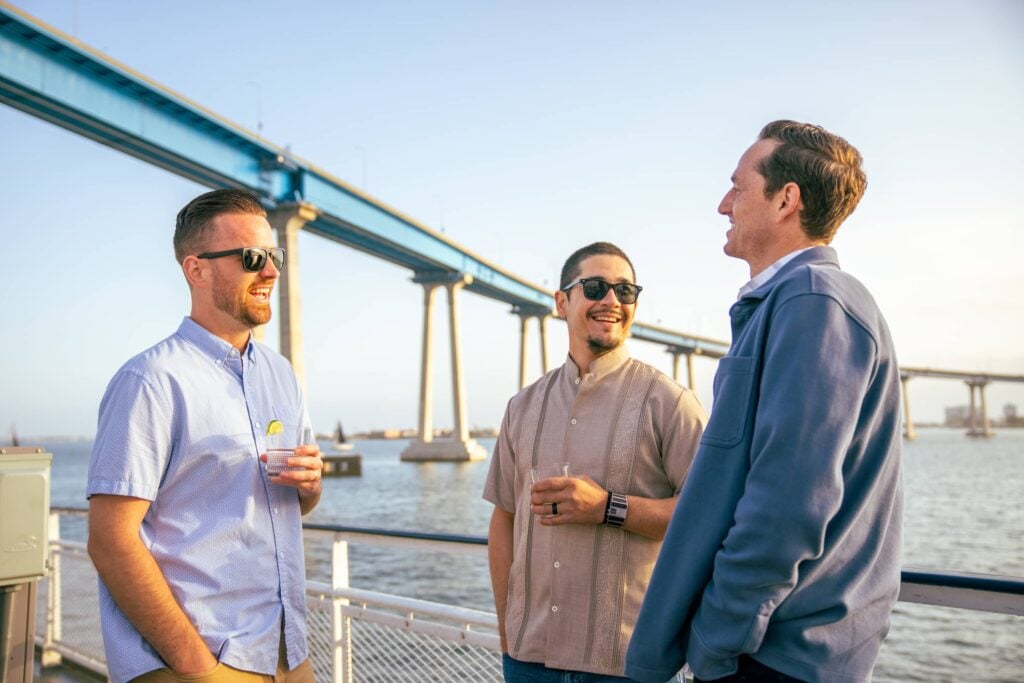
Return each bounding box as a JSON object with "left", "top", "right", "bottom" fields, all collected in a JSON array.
[
  {"left": 514, "top": 306, "right": 552, "bottom": 389},
  {"left": 901, "top": 374, "right": 916, "bottom": 440},
  {"left": 268, "top": 202, "right": 318, "bottom": 392},
  {"left": 965, "top": 380, "right": 993, "bottom": 438},
  {"left": 667, "top": 346, "right": 697, "bottom": 391},
  {"left": 402, "top": 272, "right": 487, "bottom": 461}
]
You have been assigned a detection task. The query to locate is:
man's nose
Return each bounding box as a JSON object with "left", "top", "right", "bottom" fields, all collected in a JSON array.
[
  {"left": 261, "top": 259, "right": 281, "bottom": 279},
  {"left": 599, "top": 285, "right": 619, "bottom": 305},
  {"left": 718, "top": 190, "right": 734, "bottom": 215}
]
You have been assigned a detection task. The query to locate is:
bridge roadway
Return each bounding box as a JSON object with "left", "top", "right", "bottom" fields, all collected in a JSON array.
[{"left": 2, "top": 3, "right": 1019, "bottom": 454}]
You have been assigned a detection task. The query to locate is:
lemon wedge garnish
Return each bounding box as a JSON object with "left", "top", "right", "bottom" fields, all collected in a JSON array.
[{"left": 266, "top": 420, "right": 284, "bottom": 436}]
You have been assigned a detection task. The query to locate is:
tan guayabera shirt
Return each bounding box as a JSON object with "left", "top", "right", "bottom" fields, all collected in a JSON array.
[{"left": 483, "top": 346, "right": 707, "bottom": 676}]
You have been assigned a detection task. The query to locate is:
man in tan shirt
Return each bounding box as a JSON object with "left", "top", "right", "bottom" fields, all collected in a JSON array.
[{"left": 484, "top": 242, "right": 707, "bottom": 681}]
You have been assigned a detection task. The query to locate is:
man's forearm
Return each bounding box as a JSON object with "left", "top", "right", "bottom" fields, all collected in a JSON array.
[
  {"left": 487, "top": 508, "right": 515, "bottom": 652},
  {"left": 621, "top": 494, "right": 678, "bottom": 540},
  {"left": 91, "top": 536, "right": 215, "bottom": 673}
]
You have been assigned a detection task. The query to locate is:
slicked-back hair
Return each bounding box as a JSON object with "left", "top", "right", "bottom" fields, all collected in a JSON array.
[
  {"left": 758, "top": 120, "right": 867, "bottom": 242},
  {"left": 559, "top": 242, "right": 636, "bottom": 291},
  {"left": 173, "top": 189, "right": 267, "bottom": 263}
]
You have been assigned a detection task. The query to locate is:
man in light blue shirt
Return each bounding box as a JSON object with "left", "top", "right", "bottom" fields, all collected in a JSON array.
[{"left": 87, "top": 189, "right": 324, "bottom": 683}]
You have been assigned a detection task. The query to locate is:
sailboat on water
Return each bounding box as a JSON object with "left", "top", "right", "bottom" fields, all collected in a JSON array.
[{"left": 332, "top": 421, "right": 354, "bottom": 451}]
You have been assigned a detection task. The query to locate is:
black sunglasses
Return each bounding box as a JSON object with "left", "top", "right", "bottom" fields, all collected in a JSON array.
[
  {"left": 561, "top": 278, "right": 643, "bottom": 305},
  {"left": 197, "top": 247, "right": 285, "bottom": 272}
]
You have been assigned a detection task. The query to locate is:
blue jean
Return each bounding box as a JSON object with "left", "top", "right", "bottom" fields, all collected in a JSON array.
[{"left": 501, "top": 653, "right": 654, "bottom": 683}]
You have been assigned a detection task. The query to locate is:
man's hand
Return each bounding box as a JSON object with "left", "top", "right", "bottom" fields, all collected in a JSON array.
[
  {"left": 530, "top": 475, "right": 679, "bottom": 539},
  {"left": 530, "top": 474, "right": 607, "bottom": 526},
  {"left": 261, "top": 443, "right": 323, "bottom": 514}
]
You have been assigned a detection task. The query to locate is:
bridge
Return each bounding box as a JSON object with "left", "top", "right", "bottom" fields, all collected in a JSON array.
[
  {"left": 0, "top": 1, "right": 729, "bottom": 460},
  {"left": 1, "top": 2, "right": 1017, "bottom": 454},
  {"left": 899, "top": 367, "right": 1024, "bottom": 439}
]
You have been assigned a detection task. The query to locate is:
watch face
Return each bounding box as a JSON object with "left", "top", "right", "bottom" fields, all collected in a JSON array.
[{"left": 607, "top": 493, "right": 628, "bottom": 527}]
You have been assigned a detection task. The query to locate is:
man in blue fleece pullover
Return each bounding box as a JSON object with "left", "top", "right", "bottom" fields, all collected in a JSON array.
[{"left": 625, "top": 121, "right": 902, "bottom": 683}]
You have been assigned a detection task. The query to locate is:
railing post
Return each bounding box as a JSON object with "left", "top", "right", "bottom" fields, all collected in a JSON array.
[
  {"left": 332, "top": 535, "right": 352, "bottom": 683},
  {"left": 41, "top": 511, "right": 62, "bottom": 667}
]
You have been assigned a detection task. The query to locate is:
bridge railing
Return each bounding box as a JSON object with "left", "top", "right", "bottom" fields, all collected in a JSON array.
[{"left": 35, "top": 508, "right": 1024, "bottom": 682}]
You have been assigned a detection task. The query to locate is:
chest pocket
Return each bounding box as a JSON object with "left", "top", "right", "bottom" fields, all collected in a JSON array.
[{"left": 700, "top": 356, "right": 756, "bottom": 448}]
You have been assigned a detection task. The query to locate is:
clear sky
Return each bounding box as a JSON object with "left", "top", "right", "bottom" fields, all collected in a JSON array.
[{"left": 2, "top": 0, "right": 1022, "bottom": 437}]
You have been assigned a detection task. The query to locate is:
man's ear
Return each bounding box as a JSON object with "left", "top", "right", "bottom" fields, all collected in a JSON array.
[
  {"left": 182, "top": 255, "right": 207, "bottom": 289},
  {"left": 776, "top": 181, "right": 803, "bottom": 222},
  {"left": 554, "top": 289, "right": 568, "bottom": 318}
]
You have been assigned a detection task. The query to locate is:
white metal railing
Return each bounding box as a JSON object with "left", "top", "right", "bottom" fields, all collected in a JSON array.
[
  {"left": 36, "top": 509, "right": 502, "bottom": 682},
  {"left": 35, "top": 509, "right": 1024, "bottom": 682}
]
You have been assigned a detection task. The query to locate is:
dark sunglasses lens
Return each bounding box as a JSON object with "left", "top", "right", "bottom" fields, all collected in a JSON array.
[
  {"left": 242, "top": 248, "right": 267, "bottom": 272},
  {"left": 581, "top": 280, "right": 610, "bottom": 301},
  {"left": 269, "top": 249, "right": 285, "bottom": 270},
  {"left": 614, "top": 284, "right": 638, "bottom": 304}
]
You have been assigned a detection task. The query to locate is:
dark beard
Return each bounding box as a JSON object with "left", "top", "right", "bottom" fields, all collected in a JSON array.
[
  {"left": 587, "top": 335, "right": 620, "bottom": 356},
  {"left": 214, "top": 286, "right": 271, "bottom": 328}
]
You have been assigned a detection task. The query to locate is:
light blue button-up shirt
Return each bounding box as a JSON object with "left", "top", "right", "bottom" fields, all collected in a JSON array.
[{"left": 88, "top": 317, "right": 311, "bottom": 683}]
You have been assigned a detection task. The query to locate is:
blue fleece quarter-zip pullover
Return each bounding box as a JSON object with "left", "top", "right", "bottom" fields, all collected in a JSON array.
[{"left": 625, "top": 247, "right": 903, "bottom": 683}]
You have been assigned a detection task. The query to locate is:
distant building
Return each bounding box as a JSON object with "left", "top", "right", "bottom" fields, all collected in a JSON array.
[
  {"left": 945, "top": 405, "right": 970, "bottom": 428},
  {"left": 1003, "top": 403, "right": 1022, "bottom": 427}
]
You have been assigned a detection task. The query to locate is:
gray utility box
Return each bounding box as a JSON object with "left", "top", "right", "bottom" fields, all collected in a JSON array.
[
  {"left": 0, "top": 448, "right": 52, "bottom": 586},
  {"left": 1, "top": 446, "right": 53, "bottom": 683}
]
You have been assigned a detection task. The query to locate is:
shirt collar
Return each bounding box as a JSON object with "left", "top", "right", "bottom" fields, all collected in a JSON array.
[
  {"left": 737, "top": 246, "right": 817, "bottom": 300},
  {"left": 176, "top": 317, "right": 255, "bottom": 364},
  {"left": 564, "top": 344, "right": 631, "bottom": 382}
]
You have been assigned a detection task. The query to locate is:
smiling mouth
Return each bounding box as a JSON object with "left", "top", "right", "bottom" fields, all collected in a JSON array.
[
  {"left": 590, "top": 311, "right": 621, "bottom": 324},
  {"left": 249, "top": 286, "right": 272, "bottom": 302}
]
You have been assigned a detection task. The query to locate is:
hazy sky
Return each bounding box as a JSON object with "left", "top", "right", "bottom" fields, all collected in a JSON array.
[{"left": 2, "top": 0, "right": 1022, "bottom": 437}]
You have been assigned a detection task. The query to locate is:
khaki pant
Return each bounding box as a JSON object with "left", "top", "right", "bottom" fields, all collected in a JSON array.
[{"left": 134, "top": 638, "right": 314, "bottom": 683}]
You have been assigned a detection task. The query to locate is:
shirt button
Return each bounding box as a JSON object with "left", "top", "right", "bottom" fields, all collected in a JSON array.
[
  {"left": 551, "top": 605, "right": 558, "bottom": 613},
  {"left": 279, "top": 552, "right": 285, "bottom": 559},
  {"left": 570, "top": 418, "right": 577, "bottom": 425},
  {"left": 554, "top": 561, "right": 560, "bottom": 568},
  {"left": 574, "top": 378, "right": 580, "bottom": 385},
  {"left": 274, "top": 508, "right": 279, "bottom": 515}
]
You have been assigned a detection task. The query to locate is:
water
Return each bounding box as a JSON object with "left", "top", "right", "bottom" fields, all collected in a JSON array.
[{"left": 36, "top": 429, "right": 1024, "bottom": 682}]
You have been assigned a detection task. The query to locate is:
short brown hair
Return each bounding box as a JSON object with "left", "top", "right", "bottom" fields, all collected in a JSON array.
[
  {"left": 757, "top": 120, "right": 867, "bottom": 242},
  {"left": 559, "top": 242, "right": 636, "bottom": 290},
  {"left": 173, "top": 189, "right": 267, "bottom": 263}
]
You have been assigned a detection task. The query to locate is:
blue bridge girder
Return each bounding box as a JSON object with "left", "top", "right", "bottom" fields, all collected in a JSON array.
[{"left": 0, "top": 1, "right": 730, "bottom": 357}]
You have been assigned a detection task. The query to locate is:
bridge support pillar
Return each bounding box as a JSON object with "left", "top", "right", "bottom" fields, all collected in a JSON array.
[
  {"left": 518, "top": 314, "right": 530, "bottom": 390},
  {"left": 901, "top": 374, "right": 916, "bottom": 440},
  {"left": 402, "top": 273, "right": 486, "bottom": 461},
  {"left": 514, "top": 307, "right": 553, "bottom": 389},
  {"left": 667, "top": 347, "right": 697, "bottom": 391},
  {"left": 267, "top": 202, "right": 318, "bottom": 392},
  {"left": 538, "top": 314, "right": 550, "bottom": 376},
  {"left": 965, "top": 380, "right": 993, "bottom": 438}
]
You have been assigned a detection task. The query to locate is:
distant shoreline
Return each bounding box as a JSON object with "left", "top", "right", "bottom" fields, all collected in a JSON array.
[{"left": 10, "top": 424, "right": 1024, "bottom": 446}]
